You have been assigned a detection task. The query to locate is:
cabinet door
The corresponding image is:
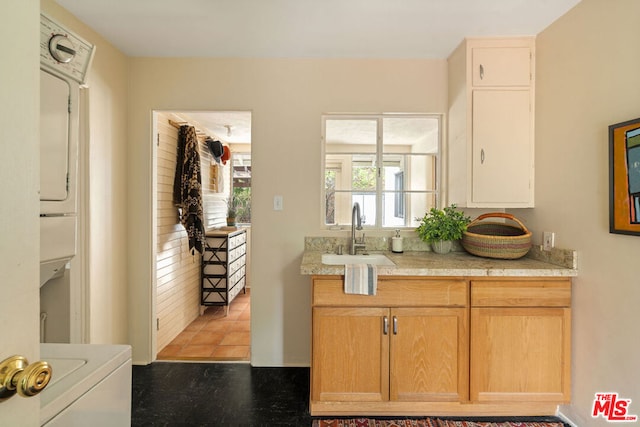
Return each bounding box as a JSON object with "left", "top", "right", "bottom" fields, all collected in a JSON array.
[
  {"left": 40, "top": 69, "right": 71, "bottom": 202},
  {"left": 471, "top": 47, "right": 531, "bottom": 87},
  {"left": 471, "top": 89, "right": 532, "bottom": 206},
  {"left": 312, "top": 307, "right": 389, "bottom": 402},
  {"left": 470, "top": 307, "right": 571, "bottom": 402},
  {"left": 390, "top": 308, "right": 468, "bottom": 402}
]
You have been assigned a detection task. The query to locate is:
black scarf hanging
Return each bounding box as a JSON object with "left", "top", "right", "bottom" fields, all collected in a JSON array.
[{"left": 173, "top": 125, "right": 205, "bottom": 254}]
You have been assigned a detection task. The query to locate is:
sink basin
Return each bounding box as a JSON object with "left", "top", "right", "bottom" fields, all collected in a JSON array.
[{"left": 321, "top": 253, "right": 396, "bottom": 266}]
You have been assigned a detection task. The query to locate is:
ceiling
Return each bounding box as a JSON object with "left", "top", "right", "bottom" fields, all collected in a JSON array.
[
  {"left": 56, "top": 0, "right": 580, "bottom": 59},
  {"left": 172, "top": 111, "right": 253, "bottom": 144},
  {"left": 56, "top": 0, "right": 581, "bottom": 144}
]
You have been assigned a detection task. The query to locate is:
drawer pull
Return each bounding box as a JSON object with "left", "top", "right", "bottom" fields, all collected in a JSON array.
[
  {"left": 383, "top": 316, "right": 389, "bottom": 335},
  {"left": 479, "top": 64, "right": 484, "bottom": 80},
  {"left": 393, "top": 316, "right": 398, "bottom": 335}
]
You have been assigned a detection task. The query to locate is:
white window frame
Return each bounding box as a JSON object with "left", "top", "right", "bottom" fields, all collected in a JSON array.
[{"left": 321, "top": 113, "right": 442, "bottom": 229}]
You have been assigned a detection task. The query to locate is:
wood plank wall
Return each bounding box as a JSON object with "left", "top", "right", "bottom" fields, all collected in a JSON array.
[{"left": 156, "top": 112, "right": 229, "bottom": 353}]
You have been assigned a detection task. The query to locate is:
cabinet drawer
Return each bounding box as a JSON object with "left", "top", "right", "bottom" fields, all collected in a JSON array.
[
  {"left": 229, "top": 245, "right": 246, "bottom": 263},
  {"left": 471, "top": 279, "right": 571, "bottom": 307},
  {"left": 313, "top": 277, "right": 468, "bottom": 307},
  {"left": 229, "top": 254, "right": 245, "bottom": 274},
  {"left": 229, "top": 265, "right": 245, "bottom": 287},
  {"left": 229, "top": 232, "right": 246, "bottom": 248}
]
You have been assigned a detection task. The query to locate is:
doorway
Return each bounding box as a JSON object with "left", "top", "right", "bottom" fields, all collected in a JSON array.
[{"left": 152, "top": 110, "right": 252, "bottom": 362}]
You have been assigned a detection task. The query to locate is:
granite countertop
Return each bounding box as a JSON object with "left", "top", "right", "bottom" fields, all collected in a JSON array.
[{"left": 300, "top": 249, "right": 578, "bottom": 277}]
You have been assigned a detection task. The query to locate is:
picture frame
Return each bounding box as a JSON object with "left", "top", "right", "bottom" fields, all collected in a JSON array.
[{"left": 609, "top": 117, "right": 640, "bottom": 236}]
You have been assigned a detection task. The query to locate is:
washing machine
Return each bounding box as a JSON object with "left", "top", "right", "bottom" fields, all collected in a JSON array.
[{"left": 40, "top": 343, "right": 132, "bottom": 426}]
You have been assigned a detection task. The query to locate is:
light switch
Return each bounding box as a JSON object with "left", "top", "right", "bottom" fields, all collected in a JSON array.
[{"left": 273, "top": 195, "right": 283, "bottom": 211}]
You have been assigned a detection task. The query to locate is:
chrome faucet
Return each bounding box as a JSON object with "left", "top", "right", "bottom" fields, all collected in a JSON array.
[{"left": 350, "top": 202, "right": 366, "bottom": 255}]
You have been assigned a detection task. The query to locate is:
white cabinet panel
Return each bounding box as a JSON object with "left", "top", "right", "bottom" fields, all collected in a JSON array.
[
  {"left": 42, "top": 359, "right": 131, "bottom": 426},
  {"left": 471, "top": 47, "right": 531, "bottom": 87},
  {"left": 40, "top": 69, "right": 70, "bottom": 202},
  {"left": 471, "top": 90, "right": 532, "bottom": 204}
]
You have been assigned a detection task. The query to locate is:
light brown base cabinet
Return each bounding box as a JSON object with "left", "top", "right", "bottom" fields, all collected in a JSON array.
[
  {"left": 470, "top": 279, "right": 572, "bottom": 403},
  {"left": 310, "top": 276, "right": 571, "bottom": 416}
]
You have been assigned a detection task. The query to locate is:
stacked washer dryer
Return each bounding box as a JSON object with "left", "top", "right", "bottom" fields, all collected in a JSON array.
[
  {"left": 39, "top": 12, "right": 91, "bottom": 343},
  {"left": 39, "top": 12, "right": 92, "bottom": 287},
  {"left": 39, "top": 14, "right": 132, "bottom": 426}
]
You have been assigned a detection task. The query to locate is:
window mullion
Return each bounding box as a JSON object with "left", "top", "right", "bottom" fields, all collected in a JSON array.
[{"left": 376, "top": 117, "right": 383, "bottom": 227}]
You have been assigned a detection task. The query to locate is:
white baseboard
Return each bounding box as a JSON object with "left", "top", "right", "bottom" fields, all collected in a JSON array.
[
  {"left": 557, "top": 405, "right": 586, "bottom": 427},
  {"left": 556, "top": 413, "right": 578, "bottom": 427}
]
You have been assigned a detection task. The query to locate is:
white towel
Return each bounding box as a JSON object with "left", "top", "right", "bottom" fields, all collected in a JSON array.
[{"left": 344, "top": 264, "right": 377, "bottom": 296}]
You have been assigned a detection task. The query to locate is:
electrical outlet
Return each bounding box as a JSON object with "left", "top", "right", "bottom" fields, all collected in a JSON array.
[{"left": 543, "top": 231, "right": 555, "bottom": 251}]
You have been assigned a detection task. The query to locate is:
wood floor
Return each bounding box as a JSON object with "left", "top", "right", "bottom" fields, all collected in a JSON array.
[{"left": 157, "top": 288, "right": 250, "bottom": 361}]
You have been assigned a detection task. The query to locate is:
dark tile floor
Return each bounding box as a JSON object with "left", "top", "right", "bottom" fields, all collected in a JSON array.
[
  {"left": 132, "top": 362, "right": 311, "bottom": 426},
  {"left": 131, "top": 362, "right": 571, "bottom": 426}
]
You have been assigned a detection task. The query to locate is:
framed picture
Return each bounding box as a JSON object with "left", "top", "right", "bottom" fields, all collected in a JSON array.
[{"left": 609, "top": 117, "right": 640, "bottom": 235}]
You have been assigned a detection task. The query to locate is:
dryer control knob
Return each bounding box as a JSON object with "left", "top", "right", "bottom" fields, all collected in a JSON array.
[{"left": 49, "top": 34, "right": 76, "bottom": 63}]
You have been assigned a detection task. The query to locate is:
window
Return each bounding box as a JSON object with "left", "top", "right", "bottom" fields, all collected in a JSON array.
[
  {"left": 232, "top": 153, "right": 251, "bottom": 224},
  {"left": 322, "top": 114, "right": 440, "bottom": 228}
]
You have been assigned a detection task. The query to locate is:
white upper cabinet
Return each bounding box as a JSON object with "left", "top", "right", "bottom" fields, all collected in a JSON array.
[
  {"left": 471, "top": 89, "right": 532, "bottom": 204},
  {"left": 471, "top": 47, "right": 532, "bottom": 87},
  {"left": 447, "top": 37, "right": 535, "bottom": 208}
]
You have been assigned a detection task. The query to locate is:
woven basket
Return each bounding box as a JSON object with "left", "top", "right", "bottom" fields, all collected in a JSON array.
[{"left": 461, "top": 213, "right": 532, "bottom": 259}]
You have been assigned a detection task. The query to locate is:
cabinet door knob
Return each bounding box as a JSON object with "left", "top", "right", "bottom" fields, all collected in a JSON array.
[
  {"left": 383, "top": 316, "right": 389, "bottom": 335},
  {"left": 0, "top": 356, "right": 52, "bottom": 401},
  {"left": 392, "top": 316, "right": 398, "bottom": 335},
  {"left": 481, "top": 149, "right": 485, "bottom": 164},
  {"left": 479, "top": 64, "right": 484, "bottom": 80}
]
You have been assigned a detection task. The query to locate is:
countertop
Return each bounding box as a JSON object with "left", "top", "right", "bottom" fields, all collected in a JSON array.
[
  {"left": 300, "top": 250, "right": 578, "bottom": 277},
  {"left": 205, "top": 227, "right": 245, "bottom": 237}
]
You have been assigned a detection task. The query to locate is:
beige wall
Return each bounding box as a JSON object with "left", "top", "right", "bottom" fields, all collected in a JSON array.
[
  {"left": 41, "top": 0, "right": 129, "bottom": 344},
  {"left": 512, "top": 0, "right": 640, "bottom": 424},
  {"left": 128, "top": 58, "right": 448, "bottom": 364}
]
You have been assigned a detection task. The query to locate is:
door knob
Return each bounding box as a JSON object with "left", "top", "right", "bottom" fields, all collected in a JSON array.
[{"left": 0, "top": 355, "right": 52, "bottom": 401}]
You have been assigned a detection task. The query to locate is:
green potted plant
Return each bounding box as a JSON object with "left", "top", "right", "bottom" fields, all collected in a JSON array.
[
  {"left": 226, "top": 196, "right": 238, "bottom": 226},
  {"left": 415, "top": 204, "right": 471, "bottom": 254}
]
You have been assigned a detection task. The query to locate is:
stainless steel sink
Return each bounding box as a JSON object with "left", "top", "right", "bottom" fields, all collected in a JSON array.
[{"left": 321, "top": 253, "right": 395, "bottom": 266}]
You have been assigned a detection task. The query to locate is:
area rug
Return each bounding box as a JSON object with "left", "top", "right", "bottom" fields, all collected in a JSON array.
[{"left": 313, "top": 419, "right": 565, "bottom": 427}]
